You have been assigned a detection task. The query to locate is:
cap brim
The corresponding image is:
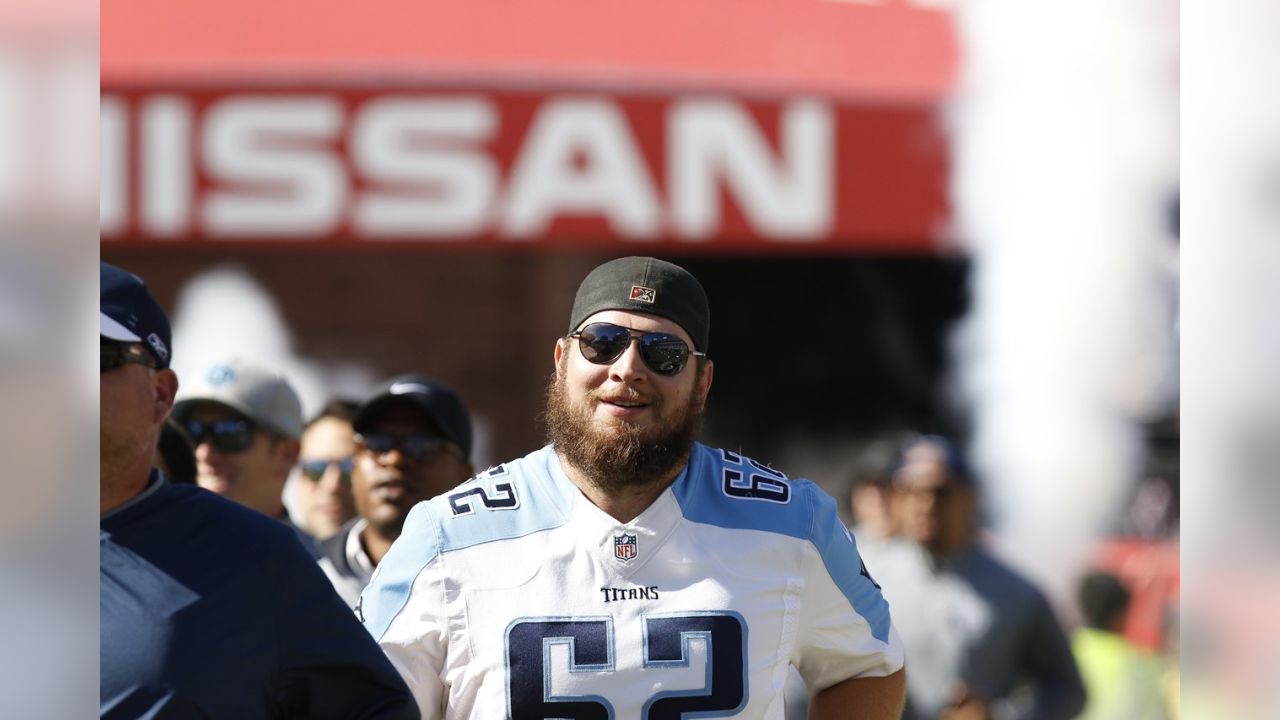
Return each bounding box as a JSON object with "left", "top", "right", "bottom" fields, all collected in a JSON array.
[
  {"left": 101, "top": 312, "right": 141, "bottom": 342},
  {"left": 171, "top": 396, "right": 259, "bottom": 427}
]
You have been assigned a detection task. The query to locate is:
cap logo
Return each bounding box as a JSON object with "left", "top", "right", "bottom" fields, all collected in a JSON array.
[
  {"left": 389, "top": 382, "right": 431, "bottom": 396},
  {"left": 629, "top": 286, "right": 656, "bottom": 304},
  {"left": 207, "top": 364, "right": 237, "bottom": 386},
  {"left": 614, "top": 533, "right": 638, "bottom": 562},
  {"left": 146, "top": 333, "right": 169, "bottom": 361}
]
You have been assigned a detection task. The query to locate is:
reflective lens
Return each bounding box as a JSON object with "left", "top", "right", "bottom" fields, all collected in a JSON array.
[
  {"left": 183, "top": 419, "right": 256, "bottom": 453},
  {"left": 300, "top": 457, "right": 354, "bottom": 482},
  {"left": 570, "top": 322, "right": 706, "bottom": 376},
  {"left": 356, "top": 433, "right": 454, "bottom": 461},
  {"left": 100, "top": 340, "right": 157, "bottom": 373}
]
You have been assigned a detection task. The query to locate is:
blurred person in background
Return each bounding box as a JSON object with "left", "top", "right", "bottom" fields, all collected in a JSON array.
[
  {"left": 849, "top": 438, "right": 901, "bottom": 552},
  {"left": 170, "top": 356, "right": 316, "bottom": 554},
  {"left": 1072, "top": 570, "right": 1170, "bottom": 720},
  {"left": 154, "top": 418, "right": 196, "bottom": 485},
  {"left": 319, "top": 375, "right": 474, "bottom": 608},
  {"left": 293, "top": 399, "right": 359, "bottom": 539},
  {"left": 1160, "top": 607, "right": 1179, "bottom": 720},
  {"left": 359, "top": 257, "right": 905, "bottom": 718},
  {"left": 864, "top": 434, "right": 1084, "bottom": 720},
  {"left": 100, "top": 262, "right": 420, "bottom": 719}
]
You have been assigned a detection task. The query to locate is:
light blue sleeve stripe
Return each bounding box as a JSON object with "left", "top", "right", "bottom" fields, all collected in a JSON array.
[
  {"left": 672, "top": 444, "right": 811, "bottom": 539},
  {"left": 434, "top": 446, "right": 574, "bottom": 552},
  {"left": 360, "top": 501, "right": 442, "bottom": 642},
  {"left": 360, "top": 445, "right": 575, "bottom": 642},
  {"left": 672, "top": 443, "right": 892, "bottom": 643},
  {"left": 806, "top": 488, "right": 892, "bottom": 644}
]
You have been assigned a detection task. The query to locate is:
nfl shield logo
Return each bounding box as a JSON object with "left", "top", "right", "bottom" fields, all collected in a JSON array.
[
  {"left": 614, "top": 533, "right": 638, "bottom": 562},
  {"left": 629, "top": 285, "right": 656, "bottom": 304}
]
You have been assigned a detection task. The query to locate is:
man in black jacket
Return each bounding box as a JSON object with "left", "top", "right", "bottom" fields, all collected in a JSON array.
[{"left": 100, "top": 261, "right": 419, "bottom": 719}]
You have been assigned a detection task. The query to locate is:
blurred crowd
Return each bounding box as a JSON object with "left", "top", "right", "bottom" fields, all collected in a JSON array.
[{"left": 841, "top": 434, "right": 1179, "bottom": 720}]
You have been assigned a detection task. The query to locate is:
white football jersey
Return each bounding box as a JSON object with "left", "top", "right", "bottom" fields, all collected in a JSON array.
[{"left": 360, "top": 443, "right": 903, "bottom": 719}]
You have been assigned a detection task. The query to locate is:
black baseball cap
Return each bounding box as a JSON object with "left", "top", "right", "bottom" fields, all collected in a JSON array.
[
  {"left": 568, "top": 257, "right": 710, "bottom": 352},
  {"left": 354, "top": 374, "right": 473, "bottom": 460},
  {"left": 100, "top": 262, "right": 172, "bottom": 368}
]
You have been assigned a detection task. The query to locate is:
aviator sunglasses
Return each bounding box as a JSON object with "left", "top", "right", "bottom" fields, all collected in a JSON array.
[
  {"left": 100, "top": 340, "right": 158, "bottom": 373},
  {"left": 569, "top": 322, "right": 706, "bottom": 376},
  {"left": 182, "top": 418, "right": 257, "bottom": 453},
  {"left": 299, "top": 457, "right": 354, "bottom": 483}
]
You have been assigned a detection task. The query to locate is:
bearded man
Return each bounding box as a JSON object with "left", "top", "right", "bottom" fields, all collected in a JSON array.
[{"left": 360, "top": 257, "right": 907, "bottom": 719}]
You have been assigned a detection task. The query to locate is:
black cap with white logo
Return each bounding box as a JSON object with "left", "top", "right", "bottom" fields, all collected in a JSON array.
[{"left": 354, "top": 374, "right": 473, "bottom": 460}]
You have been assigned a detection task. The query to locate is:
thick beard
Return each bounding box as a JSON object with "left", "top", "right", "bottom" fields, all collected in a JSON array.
[{"left": 543, "top": 366, "right": 704, "bottom": 491}]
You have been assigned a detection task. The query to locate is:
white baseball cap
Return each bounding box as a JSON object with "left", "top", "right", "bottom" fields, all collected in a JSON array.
[{"left": 172, "top": 357, "right": 303, "bottom": 439}]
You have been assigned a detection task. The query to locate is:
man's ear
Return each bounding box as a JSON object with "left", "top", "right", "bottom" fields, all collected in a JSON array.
[
  {"left": 153, "top": 369, "right": 179, "bottom": 423},
  {"left": 553, "top": 338, "right": 565, "bottom": 369}
]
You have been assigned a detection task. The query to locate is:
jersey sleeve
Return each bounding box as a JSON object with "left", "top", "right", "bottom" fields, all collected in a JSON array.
[
  {"left": 358, "top": 502, "right": 450, "bottom": 719},
  {"left": 792, "top": 483, "right": 905, "bottom": 692}
]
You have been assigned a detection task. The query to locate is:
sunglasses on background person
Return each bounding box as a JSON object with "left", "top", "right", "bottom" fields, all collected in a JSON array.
[
  {"left": 356, "top": 433, "right": 457, "bottom": 461},
  {"left": 182, "top": 418, "right": 257, "bottom": 453},
  {"left": 569, "top": 322, "right": 707, "bottom": 376},
  {"left": 299, "top": 457, "right": 354, "bottom": 483},
  {"left": 100, "top": 339, "right": 158, "bottom": 373}
]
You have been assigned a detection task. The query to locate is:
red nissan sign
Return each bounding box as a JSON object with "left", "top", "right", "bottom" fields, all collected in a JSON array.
[{"left": 101, "top": 86, "right": 948, "bottom": 251}]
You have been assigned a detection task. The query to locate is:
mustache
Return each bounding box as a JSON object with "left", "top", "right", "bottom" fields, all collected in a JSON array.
[{"left": 592, "top": 386, "right": 657, "bottom": 406}]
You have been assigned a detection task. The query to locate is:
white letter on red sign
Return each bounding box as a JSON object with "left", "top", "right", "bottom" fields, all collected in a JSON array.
[
  {"left": 353, "top": 97, "right": 498, "bottom": 238},
  {"left": 669, "top": 98, "right": 833, "bottom": 240},
  {"left": 202, "top": 97, "right": 346, "bottom": 237},
  {"left": 502, "top": 98, "right": 660, "bottom": 239},
  {"left": 141, "top": 96, "right": 193, "bottom": 237}
]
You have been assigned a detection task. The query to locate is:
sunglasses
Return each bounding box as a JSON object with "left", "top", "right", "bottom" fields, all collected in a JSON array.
[
  {"left": 183, "top": 418, "right": 256, "bottom": 453},
  {"left": 356, "top": 433, "right": 456, "bottom": 461},
  {"left": 101, "top": 340, "right": 158, "bottom": 373},
  {"left": 569, "top": 322, "right": 706, "bottom": 376},
  {"left": 299, "top": 457, "right": 354, "bottom": 483}
]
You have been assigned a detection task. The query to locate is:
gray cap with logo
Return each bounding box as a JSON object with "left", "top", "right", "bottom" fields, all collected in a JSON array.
[{"left": 172, "top": 357, "right": 304, "bottom": 439}]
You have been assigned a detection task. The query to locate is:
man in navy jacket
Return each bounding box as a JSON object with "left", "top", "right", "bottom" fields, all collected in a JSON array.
[{"left": 100, "top": 261, "right": 419, "bottom": 719}]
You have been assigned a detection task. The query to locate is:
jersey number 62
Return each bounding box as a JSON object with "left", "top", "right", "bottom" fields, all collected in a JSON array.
[{"left": 505, "top": 612, "right": 747, "bottom": 719}]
